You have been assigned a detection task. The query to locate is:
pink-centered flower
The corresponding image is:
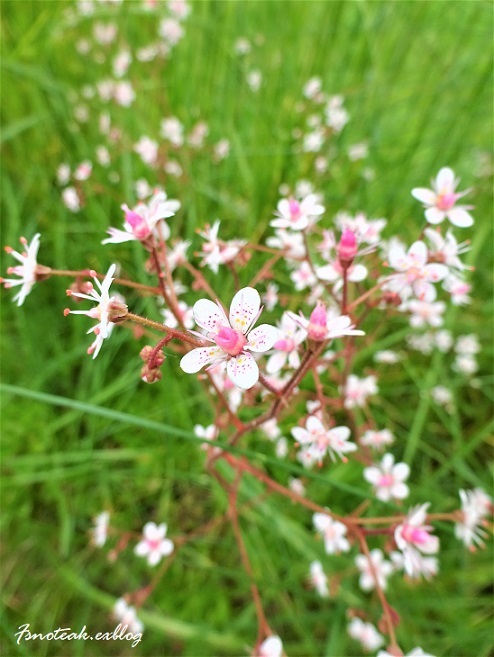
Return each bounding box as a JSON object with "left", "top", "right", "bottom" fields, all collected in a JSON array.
[
  {"left": 313, "top": 512, "right": 350, "bottom": 554},
  {"left": 363, "top": 453, "right": 410, "bottom": 502},
  {"left": 355, "top": 548, "right": 393, "bottom": 591},
  {"left": 289, "top": 303, "right": 364, "bottom": 342},
  {"left": 271, "top": 193, "right": 325, "bottom": 231},
  {"left": 455, "top": 488, "right": 492, "bottom": 550},
  {"left": 134, "top": 522, "right": 174, "bottom": 566},
  {"left": 292, "top": 415, "right": 356, "bottom": 464},
  {"left": 347, "top": 617, "right": 384, "bottom": 652},
  {"left": 65, "top": 264, "right": 124, "bottom": 359},
  {"left": 386, "top": 240, "right": 448, "bottom": 302},
  {"left": 394, "top": 504, "right": 439, "bottom": 578},
  {"left": 102, "top": 191, "right": 180, "bottom": 244},
  {"left": 113, "top": 598, "right": 144, "bottom": 635},
  {"left": 412, "top": 167, "right": 474, "bottom": 227},
  {"left": 180, "top": 287, "right": 278, "bottom": 390},
  {"left": 2, "top": 234, "right": 42, "bottom": 306},
  {"left": 266, "top": 312, "right": 307, "bottom": 374},
  {"left": 309, "top": 561, "right": 330, "bottom": 598}
]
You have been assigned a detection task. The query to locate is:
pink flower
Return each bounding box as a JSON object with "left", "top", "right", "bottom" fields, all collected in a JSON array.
[
  {"left": 292, "top": 415, "right": 356, "bottom": 464},
  {"left": 266, "top": 312, "right": 307, "bottom": 374},
  {"left": 386, "top": 240, "right": 448, "bottom": 302},
  {"left": 313, "top": 512, "right": 350, "bottom": 554},
  {"left": 424, "top": 228, "right": 470, "bottom": 271},
  {"left": 271, "top": 193, "right": 325, "bottom": 231},
  {"left": 65, "top": 264, "right": 124, "bottom": 358},
  {"left": 394, "top": 504, "right": 439, "bottom": 578},
  {"left": 2, "top": 234, "right": 41, "bottom": 306},
  {"left": 102, "top": 191, "right": 180, "bottom": 244},
  {"left": 363, "top": 453, "right": 410, "bottom": 502},
  {"left": 289, "top": 303, "right": 364, "bottom": 342},
  {"left": 180, "top": 287, "right": 278, "bottom": 390},
  {"left": 360, "top": 429, "right": 395, "bottom": 450},
  {"left": 134, "top": 521, "right": 174, "bottom": 566},
  {"left": 343, "top": 374, "right": 377, "bottom": 409},
  {"left": 412, "top": 167, "right": 474, "bottom": 227},
  {"left": 197, "top": 221, "right": 246, "bottom": 273},
  {"left": 355, "top": 548, "right": 393, "bottom": 591}
]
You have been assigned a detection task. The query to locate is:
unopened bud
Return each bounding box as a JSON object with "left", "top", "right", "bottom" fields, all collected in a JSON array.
[
  {"left": 108, "top": 299, "right": 128, "bottom": 323},
  {"left": 140, "top": 365, "right": 163, "bottom": 384},
  {"left": 382, "top": 291, "right": 402, "bottom": 307},
  {"left": 307, "top": 302, "right": 328, "bottom": 341},
  {"left": 139, "top": 346, "right": 154, "bottom": 362},
  {"left": 337, "top": 228, "right": 358, "bottom": 265}
]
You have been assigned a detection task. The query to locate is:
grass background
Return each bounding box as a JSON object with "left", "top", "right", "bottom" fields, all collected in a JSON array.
[{"left": 1, "top": 1, "right": 493, "bottom": 655}]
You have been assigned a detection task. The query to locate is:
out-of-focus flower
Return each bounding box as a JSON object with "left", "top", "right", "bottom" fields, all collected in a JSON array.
[
  {"left": 159, "top": 18, "right": 184, "bottom": 45},
  {"left": 386, "top": 240, "right": 448, "bottom": 302},
  {"left": 455, "top": 488, "right": 492, "bottom": 549},
  {"left": 257, "top": 635, "right": 283, "bottom": 657},
  {"left": 271, "top": 193, "right": 325, "bottom": 231},
  {"left": 374, "top": 350, "right": 401, "bottom": 364},
  {"left": 313, "top": 512, "right": 350, "bottom": 554},
  {"left": 347, "top": 617, "right": 384, "bottom": 652},
  {"left": 91, "top": 511, "right": 110, "bottom": 547},
  {"left": 62, "top": 186, "right": 81, "bottom": 212},
  {"left": 289, "top": 303, "right": 364, "bottom": 343},
  {"left": 343, "top": 375, "right": 378, "bottom": 409},
  {"left": 292, "top": 415, "right": 356, "bottom": 464},
  {"left": 180, "top": 287, "right": 278, "bottom": 390},
  {"left": 394, "top": 504, "right": 439, "bottom": 578},
  {"left": 360, "top": 429, "right": 395, "bottom": 450},
  {"left": 113, "top": 598, "right": 144, "bottom": 634},
  {"left": 406, "top": 299, "right": 446, "bottom": 328},
  {"left": 134, "top": 136, "right": 159, "bottom": 166},
  {"left": 2, "top": 234, "right": 43, "bottom": 306},
  {"left": 266, "top": 312, "right": 307, "bottom": 373},
  {"left": 309, "top": 560, "right": 329, "bottom": 597},
  {"left": 160, "top": 117, "right": 184, "bottom": 146},
  {"left": 135, "top": 522, "right": 174, "bottom": 566},
  {"left": 363, "top": 453, "right": 410, "bottom": 502},
  {"left": 246, "top": 69, "right": 262, "bottom": 92},
  {"left": 197, "top": 221, "right": 246, "bottom": 273},
  {"left": 412, "top": 167, "right": 474, "bottom": 227},
  {"left": 355, "top": 549, "right": 393, "bottom": 591}
]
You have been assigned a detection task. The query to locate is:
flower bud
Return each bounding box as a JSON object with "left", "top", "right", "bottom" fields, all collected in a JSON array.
[
  {"left": 337, "top": 228, "right": 358, "bottom": 265},
  {"left": 307, "top": 302, "right": 328, "bottom": 341},
  {"left": 108, "top": 299, "right": 128, "bottom": 323}
]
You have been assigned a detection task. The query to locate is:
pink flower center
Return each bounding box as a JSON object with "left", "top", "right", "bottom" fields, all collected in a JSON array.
[
  {"left": 125, "top": 210, "right": 151, "bottom": 240},
  {"left": 401, "top": 524, "right": 430, "bottom": 545},
  {"left": 337, "top": 228, "right": 358, "bottom": 262},
  {"left": 288, "top": 198, "right": 301, "bottom": 220},
  {"left": 378, "top": 474, "right": 394, "bottom": 487},
  {"left": 436, "top": 192, "right": 456, "bottom": 211},
  {"left": 146, "top": 538, "right": 162, "bottom": 550},
  {"left": 214, "top": 326, "right": 247, "bottom": 356},
  {"left": 308, "top": 302, "right": 327, "bottom": 341},
  {"left": 274, "top": 337, "right": 296, "bottom": 352}
]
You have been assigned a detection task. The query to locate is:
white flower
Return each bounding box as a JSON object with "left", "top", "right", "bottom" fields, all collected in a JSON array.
[
  {"left": 135, "top": 522, "right": 174, "bottom": 566},
  {"left": 378, "top": 648, "right": 436, "bottom": 657},
  {"left": 355, "top": 549, "right": 393, "bottom": 591},
  {"left": 412, "top": 167, "right": 474, "bottom": 227},
  {"left": 134, "top": 136, "right": 159, "bottom": 166},
  {"left": 292, "top": 415, "right": 356, "bottom": 464},
  {"left": 62, "top": 186, "right": 81, "bottom": 212},
  {"left": 266, "top": 312, "right": 307, "bottom": 374},
  {"left": 348, "top": 617, "right": 384, "bottom": 652},
  {"left": 91, "top": 511, "right": 110, "bottom": 547},
  {"left": 406, "top": 299, "right": 446, "bottom": 328},
  {"left": 454, "top": 334, "right": 480, "bottom": 355},
  {"left": 2, "top": 234, "right": 41, "bottom": 306},
  {"left": 360, "top": 429, "right": 395, "bottom": 450},
  {"left": 363, "top": 453, "right": 410, "bottom": 502},
  {"left": 394, "top": 504, "right": 439, "bottom": 578},
  {"left": 257, "top": 635, "right": 283, "bottom": 657},
  {"left": 65, "top": 264, "right": 120, "bottom": 358},
  {"left": 386, "top": 240, "right": 448, "bottom": 302},
  {"left": 313, "top": 512, "right": 350, "bottom": 554},
  {"left": 113, "top": 598, "right": 144, "bottom": 634},
  {"left": 343, "top": 374, "right": 378, "bottom": 409},
  {"left": 424, "top": 227, "right": 470, "bottom": 270},
  {"left": 197, "top": 221, "right": 246, "bottom": 273},
  {"left": 455, "top": 488, "right": 492, "bottom": 549},
  {"left": 271, "top": 193, "right": 325, "bottom": 231},
  {"left": 159, "top": 18, "right": 184, "bottom": 45},
  {"left": 102, "top": 191, "right": 180, "bottom": 244},
  {"left": 309, "top": 560, "right": 329, "bottom": 597},
  {"left": 180, "top": 287, "right": 278, "bottom": 390},
  {"left": 160, "top": 116, "right": 184, "bottom": 146}
]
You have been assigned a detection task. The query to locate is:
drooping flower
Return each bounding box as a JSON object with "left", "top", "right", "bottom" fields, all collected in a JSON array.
[
  {"left": 180, "top": 287, "right": 278, "bottom": 390},
  {"left": 363, "top": 453, "right": 410, "bottom": 502},
  {"left": 355, "top": 549, "right": 393, "bottom": 591},
  {"left": 289, "top": 303, "right": 364, "bottom": 343},
  {"left": 292, "top": 415, "right": 357, "bottom": 464},
  {"left": 134, "top": 522, "right": 174, "bottom": 566},
  {"left": 313, "top": 512, "right": 351, "bottom": 554},
  {"left": 2, "top": 234, "right": 42, "bottom": 306},
  {"left": 257, "top": 635, "right": 283, "bottom": 657},
  {"left": 347, "top": 617, "right": 385, "bottom": 652},
  {"left": 309, "top": 560, "right": 330, "bottom": 597},
  {"left": 102, "top": 191, "right": 180, "bottom": 244},
  {"left": 412, "top": 167, "right": 474, "bottom": 227},
  {"left": 65, "top": 264, "right": 125, "bottom": 359}
]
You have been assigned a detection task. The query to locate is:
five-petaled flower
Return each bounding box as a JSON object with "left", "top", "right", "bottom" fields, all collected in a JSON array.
[
  {"left": 180, "top": 287, "right": 278, "bottom": 390},
  {"left": 65, "top": 264, "right": 124, "bottom": 358},
  {"left": 134, "top": 521, "right": 174, "bottom": 566},
  {"left": 271, "top": 193, "right": 325, "bottom": 231},
  {"left": 363, "top": 453, "right": 410, "bottom": 502},
  {"left": 292, "top": 415, "right": 356, "bottom": 464},
  {"left": 313, "top": 512, "right": 351, "bottom": 554},
  {"left": 2, "top": 234, "right": 42, "bottom": 306},
  {"left": 412, "top": 167, "right": 474, "bottom": 228}
]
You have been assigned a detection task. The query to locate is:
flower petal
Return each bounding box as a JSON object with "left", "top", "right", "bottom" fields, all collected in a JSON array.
[
  {"left": 229, "top": 287, "right": 261, "bottom": 335},
  {"left": 246, "top": 324, "right": 279, "bottom": 352},
  {"left": 180, "top": 346, "right": 225, "bottom": 373},
  {"left": 193, "top": 299, "right": 229, "bottom": 333},
  {"left": 411, "top": 187, "right": 437, "bottom": 205},
  {"left": 435, "top": 167, "right": 455, "bottom": 193},
  {"left": 227, "top": 352, "right": 259, "bottom": 389},
  {"left": 425, "top": 207, "right": 446, "bottom": 225},
  {"left": 447, "top": 207, "right": 474, "bottom": 228}
]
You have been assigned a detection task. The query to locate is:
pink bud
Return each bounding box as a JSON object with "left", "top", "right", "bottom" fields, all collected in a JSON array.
[
  {"left": 307, "top": 302, "right": 327, "bottom": 341},
  {"left": 337, "top": 228, "right": 358, "bottom": 264}
]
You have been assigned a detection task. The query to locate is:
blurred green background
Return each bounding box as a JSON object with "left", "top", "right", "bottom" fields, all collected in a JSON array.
[{"left": 1, "top": 1, "right": 493, "bottom": 655}]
